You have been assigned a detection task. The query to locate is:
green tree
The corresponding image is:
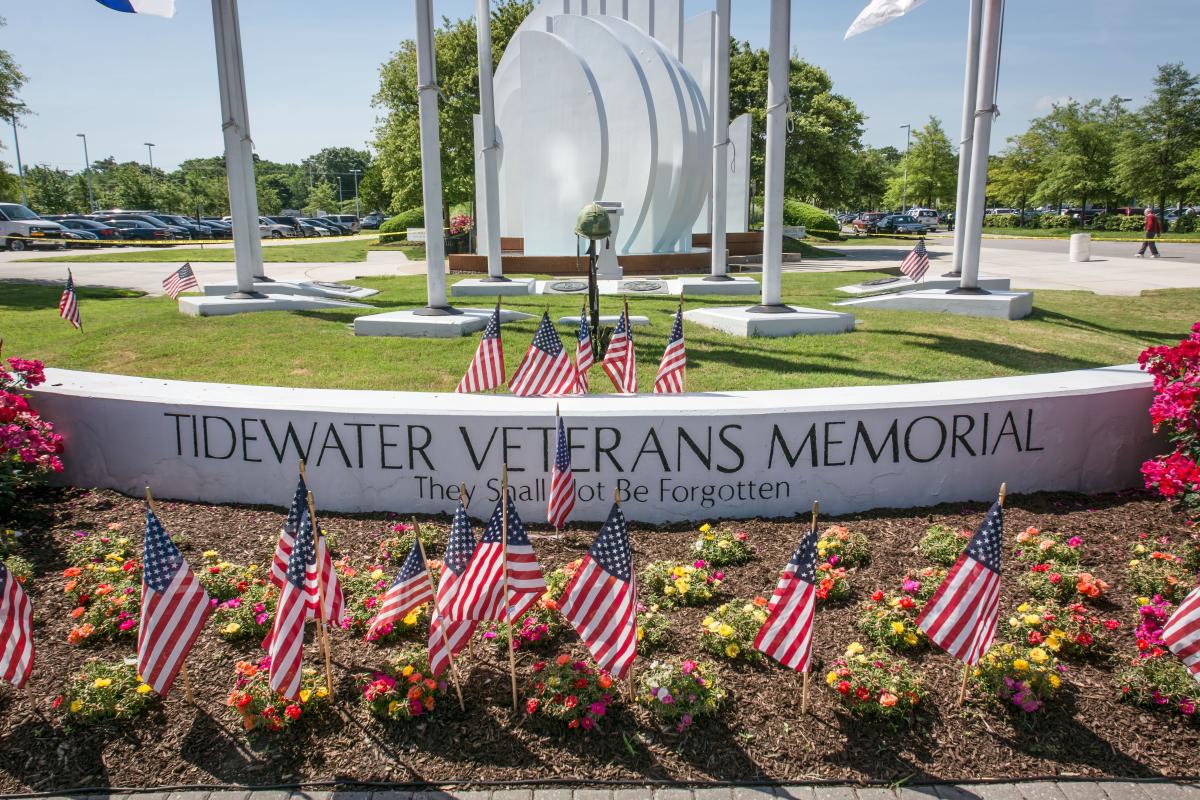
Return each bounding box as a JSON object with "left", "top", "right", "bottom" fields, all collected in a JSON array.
[
  {"left": 373, "top": 1, "right": 532, "bottom": 215},
  {"left": 301, "top": 147, "right": 370, "bottom": 195},
  {"left": 988, "top": 129, "right": 1046, "bottom": 215},
  {"left": 847, "top": 147, "right": 896, "bottom": 210},
  {"left": 304, "top": 180, "right": 338, "bottom": 215},
  {"left": 883, "top": 117, "right": 956, "bottom": 209},
  {"left": 24, "top": 165, "right": 75, "bottom": 214},
  {"left": 1032, "top": 99, "right": 1118, "bottom": 213},
  {"left": 1113, "top": 63, "right": 1200, "bottom": 211},
  {"left": 357, "top": 162, "right": 389, "bottom": 213},
  {"left": 728, "top": 41, "right": 866, "bottom": 206},
  {"left": 0, "top": 17, "right": 28, "bottom": 202}
]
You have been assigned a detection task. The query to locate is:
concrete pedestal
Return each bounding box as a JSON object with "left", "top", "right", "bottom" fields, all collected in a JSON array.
[
  {"left": 684, "top": 306, "right": 856, "bottom": 337},
  {"left": 673, "top": 276, "right": 760, "bottom": 296},
  {"left": 557, "top": 314, "right": 650, "bottom": 328},
  {"left": 202, "top": 281, "right": 379, "bottom": 300},
  {"left": 179, "top": 294, "right": 371, "bottom": 317},
  {"left": 353, "top": 307, "right": 534, "bottom": 338},
  {"left": 836, "top": 289, "right": 1034, "bottom": 320},
  {"left": 836, "top": 275, "right": 1011, "bottom": 297},
  {"left": 450, "top": 278, "right": 537, "bottom": 297}
]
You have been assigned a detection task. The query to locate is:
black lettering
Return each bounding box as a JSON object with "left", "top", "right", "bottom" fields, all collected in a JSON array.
[
  {"left": 316, "top": 424, "right": 352, "bottom": 468},
  {"left": 408, "top": 425, "right": 434, "bottom": 470},
  {"left": 823, "top": 421, "right": 847, "bottom": 466},
  {"left": 850, "top": 419, "right": 900, "bottom": 464},
  {"left": 260, "top": 419, "right": 317, "bottom": 464},
  {"left": 768, "top": 423, "right": 818, "bottom": 469},
  {"left": 904, "top": 416, "right": 948, "bottom": 463},
  {"left": 1024, "top": 409, "right": 1044, "bottom": 451},
  {"left": 951, "top": 414, "right": 977, "bottom": 457},
  {"left": 991, "top": 411, "right": 1022, "bottom": 453},
  {"left": 344, "top": 423, "right": 374, "bottom": 469},
  {"left": 716, "top": 424, "right": 744, "bottom": 473},
  {"left": 632, "top": 429, "right": 670, "bottom": 472},
  {"left": 202, "top": 415, "right": 236, "bottom": 460},
  {"left": 379, "top": 424, "right": 403, "bottom": 470},
  {"left": 501, "top": 426, "right": 524, "bottom": 472},
  {"left": 676, "top": 427, "right": 711, "bottom": 470},
  {"left": 165, "top": 413, "right": 188, "bottom": 457},
  {"left": 532, "top": 426, "right": 555, "bottom": 473},
  {"left": 566, "top": 426, "right": 589, "bottom": 473},
  {"left": 459, "top": 426, "right": 499, "bottom": 471},
  {"left": 240, "top": 417, "right": 262, "bottom": 463},
  {"left": 595, "top": 427, "right": 622, "bottom": 472}
]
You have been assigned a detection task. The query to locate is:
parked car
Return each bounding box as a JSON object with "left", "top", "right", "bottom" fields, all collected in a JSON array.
[
  {"left": 92, "top": 212, "right": 186, "bottom": 239},
  {"left": 107, "top": 219, "right": 172, "bottom": 241},
  {"left": 308, "top": 218, "right": 348, "bottom": 236},
  {"left": 265, "top": 215, "right": 304, "bottom": 235},
  {"left": 258, "top": 217, "right": 295, "bottom": 238},
  {"left": 851, "top": 212, "right": 888, "bottom": 233},
  {"left": 910, "top": 208, "right": 940, "bottom": 231},
  {"left": 48, "top": 217, "right": 122, "bottom": 241},
  {"left": 325, "top": 214, "right": 360, "bottom": 233},
  {"left": 61, "top": 229, "right": 100, "bottom": 248},
  {"left": 298, "top": 218, "right": 329, "bottom": 237},
  {"left": 0, "top": 202, "right": 69, "bottom": 250},
  {"left": 360, "top": 212, "right": 385, "bottom": 230},
  {"left": 870, "top": 214, "right": 929, "bottom": 236},
  {"left": 151, "top": 213, "right": 215, "bottom": 239}
]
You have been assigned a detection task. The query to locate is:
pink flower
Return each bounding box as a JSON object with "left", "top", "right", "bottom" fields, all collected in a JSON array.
[
  {"left": 119, "top": 619, "right": 136, "bottom": 631},
  {"left": 693, "top": 559, "right": 707, "bottom": 569},
  {"left": 1067, "top": 536, "right": 1082, "bottom": 548},
  {"left": 681, "top": 660, "right": 698, "bottom": 675}
]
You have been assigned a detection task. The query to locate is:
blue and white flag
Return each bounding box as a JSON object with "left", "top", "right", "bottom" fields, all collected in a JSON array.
[{"left": 94, "top": 0, "right": 176, "bottom": 18}]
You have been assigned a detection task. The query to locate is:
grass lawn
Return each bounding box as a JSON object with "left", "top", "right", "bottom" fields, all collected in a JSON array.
[
  {"left": 25, "top": 238, "right": 426, "bottom": 264},
  {"left": 4, "top": 270, "right": 1195, "bottom": 393}
]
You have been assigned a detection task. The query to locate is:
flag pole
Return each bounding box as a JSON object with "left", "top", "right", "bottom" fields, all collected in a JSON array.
[
  {"left": 957, "top": 482, "right": 1007, "bottom": 707},
  {"left": 300, "top": 465, "right": 335, "bottom": 698},
  {"left": 145, "top": 486, "right": 195, "bottom": 706},
  {"left": 801, "top": 499, "right": 818, "bottom": 715},
  {"left": 501, "top": 464, "right": 519, "bottom": 712},
  {"left": 414, "top": 519, "right": 465, "bottom": 711},
  {"left": 458, "top": 482, "right": 478, "bottom": 659},
  {"left": 614, "top": 486, "right": 637, "bottom": 699}
]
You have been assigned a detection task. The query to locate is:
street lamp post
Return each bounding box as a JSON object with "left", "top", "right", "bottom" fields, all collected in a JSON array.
[
  {"left": 350, "top": 168, "right": 361, "bottom": 220},
  {"left": 337, "top": 175, "right": 343, "bottom": 208},
  {"left": 76, "top": 133, "right": 95, "bottom": 212},
  {"left": 11, "top": 115, "right": 27, "bottom": 206},
  {"left": 900, "top": 123, "right": 911, "bottom": 212},
  {"left": 144, "top": 142, "right": 156, "bottom": 170}
]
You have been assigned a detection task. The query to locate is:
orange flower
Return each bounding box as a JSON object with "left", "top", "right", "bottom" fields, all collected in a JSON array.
[
  {"left": 598, "top": 674, "right": 613, "bottom": 689},
  {"left": 95, "top": 583, "right": 113, "bottom": 596},
  {"left": 752, "top": 596, "right": 769, "bottom": 607},
  {"left": 879, "top": 692, "right": 898, "bottom": 707},
  {"left": 64, "top": 580, "right": 78, "bottom": 593},
  {"left": 407, "top": 686, "right": 423, "bottom": 700},
  {"left": 62, "top": 567, "right": 82, "bottom": 578},
  {"left": 423, "top": 678, "right": 438, "bottom": 691},
  {"left": 819, "top": 578, "right": 834, "bottom": 592},
  {"left": 69, "top": 606, "right": 85, "bottom": 619},
  {"left": 556, "top": 653, "right": 571, "bottom": 667},
  {"left": 235, "top": 661, "right": 258, "bottom": 679}
]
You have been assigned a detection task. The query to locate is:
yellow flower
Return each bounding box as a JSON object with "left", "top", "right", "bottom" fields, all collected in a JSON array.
[
  {"left": 826, "top": 671, "right": 838, "bottom": 687},
  {"left": 1048, "top": 673, "right": 1062, "bottom": 689},
  {"left": 93, "top": 677, "right": 112, "bottom": 689},
  {"left": 136, "top": 683, "right": 152, "bottom": 695},
  {"left": 664, "top": 586, "right": 676, "bottom": 595},
  {"left": 725, "top": 643, "right": 740, "bottom": 658},
  {"left": 717, "top": 541, "right": 730, "bottom": 549},
  {"left": 370, "top": 569, "right": 385, "bottom": 581},
  {"left": 402, "top": 665, "right": 414, "bottom": 677},
  {"left": 223, "top": 623, "right": 241, "bottom": 635},
  {"left": 1016, "top": 602, "right": 1030, "bottom": 613},
  {"left": 1008, "top": 617, "right": 1020, "bottom": 628},
  {"left": 1129, "top": 559, "right": 1140, "bottom": 567},
  {"left": 1134, "top": 544, "right": 1147, "bottom": 554},
  {"left": 300, "top": 689, "right": 312, "bottom": 703},
  {"left": 890, "top": 621, "right": 905, "bottom": 635},
  {"left": 753, "top": 611, "right": 767, "bottom": 623},
  {"left": 704, "top": 534, "right": 715, "bottom": 541},
  {"left": 845, "top": 642, "right": 865, "bottom": 657},
  {"left": 699, "top": 523, "right": 711, "bottom": 533},
  {"left": 702, "top": 616, "right": 715, "bottom": 628},
  {"left": 105, "top": 553, "right": 122, "bottom": 562},
  {"left": 388, "top": 700, "right": 401, "bottom": 715},
  {"left": 1023, "top": 614, "right": 1041, "bottom": 627},
  {"left": 1012, "top": 659, "right": 1029, "bottom": 672},
  {"left": 105, "top": 566, "right": 119, "bottom": 573},
  {"left": 674, "top": 579, "right": 691, "bottom": 594},
  {"left": 904, "top": 632, "right": 919, "bottom": 646},
  {"left": 402, "top": 611, "right": 419, "bottom": 625},
  {"left": 717, "top": 624, "right": 734, "bottom": 638},
  {"left": 69, "top": 700, "right": 83, "bottom": 713},
  {"left": 1029, "top": 647, "right": 1049, "bottom": 665},
  {"left": 637, "top": 626, "right": 645, "bottom": 642},
  {"left": 203, "top": 549, "right": 219, "bottom": 558},
  {"left": 316, "top": 686, "right": 328, "bottom": 698},
  {"left": 1136, "top": 596, "right": 1150, "bottom": 607}
]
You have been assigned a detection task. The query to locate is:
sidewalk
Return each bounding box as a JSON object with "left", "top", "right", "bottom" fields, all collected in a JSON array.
[{"left": 28, "top": 783, "right": 1200, "bottom": 800}]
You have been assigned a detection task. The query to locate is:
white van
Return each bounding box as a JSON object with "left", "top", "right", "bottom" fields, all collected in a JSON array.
[{"left": 910, "top": 208, "right": 939, "bottom": 231}]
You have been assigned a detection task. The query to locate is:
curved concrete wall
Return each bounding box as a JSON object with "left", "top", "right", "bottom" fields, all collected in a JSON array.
[{"left": 27, "top": 366, "right": 1159, "bottom": 524}]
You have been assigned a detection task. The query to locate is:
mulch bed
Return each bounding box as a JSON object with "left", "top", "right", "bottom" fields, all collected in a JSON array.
[{"left": 1, "top": 486, "right": 1198, "bottom": 792}]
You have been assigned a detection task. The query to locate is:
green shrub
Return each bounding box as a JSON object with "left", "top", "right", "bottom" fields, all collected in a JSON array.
[
  {"left": 983, "top": 213, "right": 1019, "bottom": 228},
  {"left": 782, "top": 200, "right": 839, "bottom": 240},
  {"left": 1039, "top": 214, "right": 1074, "bottom": 229},
  {"left": 1174, "top": 214, "right": 1196, "bottom": 233},
  {"left": 379, "top": 208, "right": 424, "bottom": 234}
]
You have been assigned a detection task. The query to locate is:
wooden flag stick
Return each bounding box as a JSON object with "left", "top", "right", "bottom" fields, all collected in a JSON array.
[
  {"left": 501, "top": 465, "right": 519, "bottom": 713},
  {"left": 305, "top": 488, "right": 335, "bottom": 697},
  {"left": 145, "top": 487, "right": 196, "bottom": 706},
  {"left": 459, "top": 483, "right": 470, "bottom": 511},
  {"left": 999, "top": 482, "right": 1007, "bottom": 507},
  {"left": 415, "top": 522, "right": 465, "bottom": 711}
]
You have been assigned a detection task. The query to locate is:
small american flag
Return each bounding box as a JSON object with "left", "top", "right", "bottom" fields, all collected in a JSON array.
[
  {"left": 368, "top": 539, "right": 434, "bottom": 638},
  {"left": 428, "top": 501, "right": 478, "bottom": 676},
  {"left": 456, "top": 301, "right": 505, "bottom": 393},
  {"left": 447, "top": 492, "right": 545, "bottom": 623},
  {"left": 547, "top": 415, "right": 575, "bottom": 530},
  {"left": 602, "top": 303, "right": 637, "bottom": 393},
  {"left": 270, "top": 474, "right": 345, "bottom": 624},
  {"left": 509, "top": 312, "right": 578, "bottom": 397},
  {"left": 0, "top": 560, "right": 34, "bottom": 689},
  {"left": 559, "top": 502, "right": 637, "bottom": 678},
  {"left": 899, "top": 238, "right": 930, "bottom": 282},
  {"left": 269, "top": 503, "right": 320, "bottom": 699},
  {"left": 916, "top": 500, "right": 1004, "bottom": 665},
  {"left": 59, "top": 269, "right": 82, "bottom": 330},
  {"left": 575, "top": 306, "right": 594, "bottom": 394},
  {"left": 162, "top": 263, "right": 199, "bottom": 299},
  {"left": 138, "top": 506, "right": 211, "bottom": 696},
  {"left": 753, "top": 524, "right": 818, "bottom": 671},
  {"left": 1164, "top": 584, "right": 1200, "bottom": 683},
  {"left": 653, "top": 303, "right": 687, "bottom": 394}
]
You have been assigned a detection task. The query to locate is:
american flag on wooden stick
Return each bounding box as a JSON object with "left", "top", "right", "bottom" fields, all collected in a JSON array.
[
  {"left": 916, "top": 499, "right": 1004, "bottom": 665},
  {"left": 137, "top": 506, "right": 211, "bottom": 696},
  {"left": 575, "top": 305, "right": 594, "bottom": 394},
  {"left": 1164, "top": 584, "right": 1200, "bottom": 683},
  {"left": 368, "top": 539, "right": 434, "bottom": 638},
  {"left": 447, "top": 492, "right": 545, "bottom": 623},
  {"left": 428, "top": 500, "right": 478, "bottom": 676},
  {"left": 602, "top": 302, "right": 637, "bottom": 393},
  {"left": 162, "top": 263, "right": 199, "bottom": 299},
  {"left": 509, "top": 312, "right": 578, "bottom": 397},
  {"left": 753, "top": 524, "right": 818, "bottom": 671},
  {"left": 269, "top": 474, "right": 344, "bottom": 624},
  {"left": 547, "top": 415, "right": 575, "bottom": 530},
  {"left": 456, "top": 300, "right": 505, "bottom": 393},
  {"left": 59, "top": 269, "right": 82, "bottom": 330},
  {"left": 653, "top": 302, "right": 687, "bottom": 394},
  {"left": 559, "top": 501, "right": 638, "bottom": 678},
  {"left": 899, "top": 237, "right": 930, "bottom": 282},
  {"left": 269, "top": 503, "right": 320, "bottom": 699},
  {"left": 0, "top": 559, "right": 34, "bottom": 689}
]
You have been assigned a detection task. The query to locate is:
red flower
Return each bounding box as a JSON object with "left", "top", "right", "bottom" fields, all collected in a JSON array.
[
  {"left": 284, "top": 704, "right": 302, "bottom": 721},
  {"left": 525, "top": 698, "right": 539, "bottom": 714},
  {"left": 855, "top": 686, "right": 870, "bottom": 701},
  {"left": 836, "top": 681, "right": 850, "bottom": 695},
  {"left": 898, "top": 597, "right": 915, "bottom": 610},
  {"left": 871, "top": 590, "right": 885, "bottom": 602},
  {"left": 564, "top": 694, "right": 579, "bottom": 709}
]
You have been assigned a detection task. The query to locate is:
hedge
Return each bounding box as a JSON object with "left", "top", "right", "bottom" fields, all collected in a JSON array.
[
  {"left": 379, "top": 207, "right": 424, "bottom": 234},
  {"left": 982, "top": 214, "right": 1019, "bottom": 228},
  {"left": 782, "top": 200, "right": 839, "bottom": 240}
]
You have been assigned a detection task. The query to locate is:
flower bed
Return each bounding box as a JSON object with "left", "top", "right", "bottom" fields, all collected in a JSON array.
[
  {"left": 525, "top": 653, "right": 615, "bottom": 732},
  {"left": 691, "top": 524, "right": 756, "bottom": 567},
  {"left": 226, "top": 656, "right": 329, "bottom": 732},
  {"left": 360, "top": 646, "right": 448, "bottom": 721},
  {"left": 0, "top": 355, "right": 64, "bottom": 513},
  {"left": 699, "top": 598, "right": 769, "bottom": 663},
  {"left": 1013, "top": 527, "right": 1082, "bottom": 565},
  {"left": 972, "top": 642, "right": 1065, "bottom": 713},
  {"left": 857, "top": 586, "right": 926, "bottom": 651},
  {"left": 1002, "top": 601, "right": 1120, "bottom": 659},
  {"left": 826, "top": 643, "right": 927, "bottom": 719},
  {"left": 60, "top": 659, "right": 156, "bottom": 723},
  {"left": 918, "top": 524, "right": 970, "bottom": 566},
  {"left": 640, "top": 560, "right": 724, "bottom": 607},
  {"left": 817, "top": 525, "right": 870, "bottom": 568},
  {"left": 636, "top": 659, "right": 725, "bottom": 732},
  {"left": 1139, "top": 323, "right": 1200, "bottom": 519}
]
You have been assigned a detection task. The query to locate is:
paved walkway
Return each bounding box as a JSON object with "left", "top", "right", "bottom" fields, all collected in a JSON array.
[{"left": 28, "top": 783, "right": 1200, "bottom": 800}]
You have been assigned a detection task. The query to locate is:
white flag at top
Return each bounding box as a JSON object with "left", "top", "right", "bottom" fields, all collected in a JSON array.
[
  {"left": 844, "top": 0, "right": 930, "bottom": 39},
  {"left": 94, "top": 0, "right": 176, "bottom": 18}
]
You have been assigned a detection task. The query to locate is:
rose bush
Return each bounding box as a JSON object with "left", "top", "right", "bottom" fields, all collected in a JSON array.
[{"left": 0, "top": 355, "right": 65, "bottom": 514}]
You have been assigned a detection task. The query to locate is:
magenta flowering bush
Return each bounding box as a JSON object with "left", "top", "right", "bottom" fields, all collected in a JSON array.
[
  {"left": 1, "top": 355, "right": 65, "bottom": 512},
  {"left": 1116, "top": 596, "right": 1198, "bottom": 718},
  {"left": 525, "top": 653, "right": 615, "bottom": 732},
  {"left": 1138, "top": 324, "right": 1200, "bottom": 519}
]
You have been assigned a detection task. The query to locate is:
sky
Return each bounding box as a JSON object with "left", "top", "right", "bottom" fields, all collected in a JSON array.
[{"left": 4, "top": 1, "right": 1198, "bottom": 174}]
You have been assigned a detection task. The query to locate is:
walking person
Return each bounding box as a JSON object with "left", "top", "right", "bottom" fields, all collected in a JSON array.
[{"left": 1136, "top": 206, "right": 1162, "bottom": 258}]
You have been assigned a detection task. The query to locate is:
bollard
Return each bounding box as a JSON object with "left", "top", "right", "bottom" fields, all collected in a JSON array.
[{"left": 1069, "top": 232, "right": 1091, "bottom": 263}]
